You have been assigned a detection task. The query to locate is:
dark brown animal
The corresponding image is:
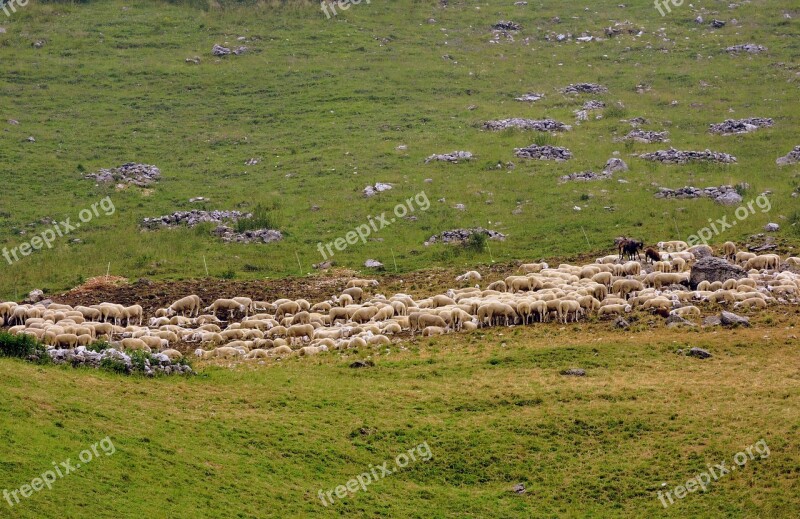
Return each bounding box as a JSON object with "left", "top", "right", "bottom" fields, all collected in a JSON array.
[
  {"left": 618, "top": 239, "right": 643, "bottom": 261},
  {"left": 645, "top": 247, "right": 661, "bottom": 264}
]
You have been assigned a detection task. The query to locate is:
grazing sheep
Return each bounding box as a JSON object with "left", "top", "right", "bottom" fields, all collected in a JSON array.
[
  {"left": 671, "top": 306, "right": 700, "bottom": 318},
  {"left": 167, "top": 295, "right": 202, "bottom": 317},
  {"left": 342, "top": 287, "right": 364, "bottom": 303},
  {"left": 245, "top": 349, "right": 270, "bottom": 359},
  {"left": 519, "top": 262, "right": 548, "bottom": 273},
  {"left": 733, "top": 297, "right": 768, "bottom": 310},
  {"left": 735, "top": 251, "right": 757, "bottom": 266},
  {"left": 486, "top": 280, "right": 507, "bottom": 292},
  {"left": 270, "top": 345, "right": 293, "bottom": 355},
  {"left": 422, "top": 326, "right": 446, "bottom": 336},
  {"left": 722, "top": 241, "right": 737, "bottom": 261},
  {"left": 786, "top": 257, "right": 800, "bottom": 268},
  {"left": 120, "top": 338, "right": 151, "bottom": 353},
  {"left": 597, "top": 304, "right": 631, "bottom": 318},
  {"left": 205, "top": 299, "right": 246, "bottom": 320},
  {"left": 161, "top": 349, "right": 183, "bottom": 361},
  {"left": 671, "top": 257, "right": 687, "bottom": 272},
  {"left": 456, "top": 270, "right": 482, "bottom": 282},
  {"left": 658, "top": 240, "right": 689, "bottom": 253},
  {"left": 347, "top": 279, "right": 379, "bottom": 289}
]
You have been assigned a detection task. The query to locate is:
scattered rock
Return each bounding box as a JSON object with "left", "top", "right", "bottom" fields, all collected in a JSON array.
[
  {"left": 560, "top": 83, "right": 608, "bottom": 94},
  {"left": 349, "top": 360, "right": 375, "bottom": 368},
  {"left": 703, "top": 315, "right": 722, "bottom": 327},
  {"left": 141, "top": 210, "right": 251, "bottom": 229},
  {"left": 213, "top": 226, "right": 283, "bottom": 244},
  {"left": 8, "top": 119, "right": 19, "bottom": 125},
  {"left": 559, "top": 171, "right": 610, "bottom": 183},
  {"left": 515, "top": 92, "right": 545, "bottom": 102},
  {"left": 26, "top": 136, "right": 35, "bottom": 143},
  {"left": 603, "top": 158, "right": 628, "bottom": 174},
  {"left": 582, "top": 100, "right": 605, "bottom": 111},
  {"left": 512, "top": 483, "right": 526, "bottom": 495},
  {"left": 720, "top": 311, "right": 750, "bottom": 327},
  {"left": 493, "top": 21, "right": 521, "bottom": 31},
  {"left": 615, "top": 317, "right": 630, "bottom": 329},
  {"left": 425, "top": 151, "right": 473, "bottom": 164},
  {"left": 726, "top": 44, "right": 767, "bottom": 54},
  {"left": 48, "top": 347, "right": 191, "bottom": 375},
  {"left": 212, "top": 44, "right": 231, "bottom": 56},
  {"left": 709, "top": 118, "right": 773, "bottom": 135},
  {"left": 364, "top": 259, "right": 384, "bottom": 269},
  {"left": 666, "top": 314, "right": 693, "bottom": 327},
  {"left": 424, "top": 228, "right": 506, "bottom": 246},
  {"left": 313, "top": 260, "right": 333, "bottom": 270},
  {"left": 233, "top": 46, "right": 248, "bottom": 55},
  {"left": 185, "top": 56, "right": 201, "bottom": 64},
  {"left": 710, "top": 19, "right": 726, "bottom": 28},
  {"left": 189, "top": 197, "right": 207, "bottom": 203},
  {"left": 776, "top": 146, "right": 800, "bottom": 166},
  {"left": 363, "top": 183, "right": 393, "bottom": 197},
  {"left": 687, "top": 347, "right": 712, "bottom": 359},
  {"left": 560, "top": 368, "right": 586, "bottom": 376},
  {"left": 714, "top": 191, "right": 744, "bottom": 206},
  {"left": 514, "top": 144, "right": 573, "bottom": 161},
  {"left": 483, "top": 118, "right": 571, "bottom": 132},
  {"left": 621, "top": 129, "right": 668, "bottom": 143},
  {"left": 26, "top": 289, "right": 45, "bottom": 303},
  {"left": 764, "top": 223, "right": 780, "bottom": 232},
  {"left": 640, "top": 148, "right": 737, "bottom": 164},
  {"left": 85, "top": 163, "right": 161, "bottom": 187},
  {"left": 245, "top": 158, "right": 260, "bottom": 166},
  {"left": 33, "top": 40, "right": 45, "bottom": 48},
  {"left": 690, "top": 257, "right": 746, "bottom": 288}
]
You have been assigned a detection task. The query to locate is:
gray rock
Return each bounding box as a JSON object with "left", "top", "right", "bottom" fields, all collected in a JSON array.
[
  {"left": 349, "top": 360, "right": 375, "bottom": 368},
  {"left": 313, "top": 260, "right": 333, "bottom": 270},
  {"left": 424, "top": 228, "right": 506, "bottom": 246},
  {"left": 720, "top": 311, "right": 750, "bottom": 327},
  {"left": 690, "top": 257, "right": 746, "bottom": 288},
  {"left": 666, "top": 314, "right": 690, "bottom": 326},
  {"left": 515, "top": 92, "right": 544, "bottom": 102},
  {"left": 622, "top": 129, "right": 668, "bottom": 143},
  {"left": 85, "top": 163, "right": 161, "bottom": 187},
  {"left": 483, "top": 118, "right": 571, "bottom": 132},
  {"left": 641, "top": 148, "right": 737, "bottom": 164},
  {"left": 364, "top": 259, "right": 384, "bottom": 269},
  {"left": 363, "top": 183, "right": 393, "bottom": 197},
  {"left": 560, "top": 368, "right": 586, "bottom": 376},
  {"left": 709, "top": 118, "right": 773, "bottom": 135},
  {"left": 764, "top": 223, "right": 780, "bottom": 232},
  {"left": 776, "top": 146, "right": 800, "bottom": 166},
  {"left": 212, "top": 44, "right": 231, "bottom": 56},
  {"left": 513, "top": 483, "right": 526, "bottom": 494},
  {"left": 213, "top": 226, "right": 283, "bottom": 244},
  {"left": 26, "top": 289, "right": 45, "bottom": 303},
  {"left": 603, "top": 158, "right": 628, "bottom": 174},
  {"left": 493, "top": 20, "right": 521, "bottom": 31},
  {"left": 425, "top": 151, "right": 473, "bottom": 164},
  {"left": 726, "top": 44, "right": 767, "bottom": 54},
  {"left": 715, "top": 191, "right": 743, "bottom": 206},
  {"left": 687, "top": 347, "right": 712, "bottom": 359},
  {"left": 142, "top": 210, "right": 252, "bottom": 229},
  {"left": 703, "top": 315, "right": 722, "bottom": 327},
  {"left": 514, "top": 144, "right": 573, "bottom": 161},
  {"left": 560, "top": 83, "right": 608, "bottom": 94},
  {"left": 615, "top": 317, "right": 630, "bottom": 329}
]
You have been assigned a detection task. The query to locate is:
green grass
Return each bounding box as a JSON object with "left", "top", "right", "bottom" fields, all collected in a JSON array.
[
  {"left": 0, "top": 325, "right": 797, "bottom": 517},
  {"left": 0, "top": 0, "right": 798, "bottom": 297}
]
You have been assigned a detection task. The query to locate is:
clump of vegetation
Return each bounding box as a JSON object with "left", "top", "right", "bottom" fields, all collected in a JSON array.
[
  {"left": 464, "top": 232, "right": 487, "bottom": 253},
  {"left": 236, "top": 203, "right": 279, "bottom": 232},
  {"left": 0, "top": 332, "right": 48, "bottom": 361}
]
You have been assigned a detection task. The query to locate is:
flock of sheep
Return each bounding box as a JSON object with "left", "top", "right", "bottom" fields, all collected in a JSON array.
[{"left": 1, "top": 240, "right": 799, "bottom": 362}]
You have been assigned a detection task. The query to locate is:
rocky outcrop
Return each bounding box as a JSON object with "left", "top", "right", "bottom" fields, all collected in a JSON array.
[
  {"left": 621, "top": 129, "right": 668, "bottom": 143},
  {"left": 776, "top": 146, "right": 800, "bottom": 166},
  {"left": 560, "top": 83, "right": 608, "bottom": 94},
  {"left": 425, "top": 151, "right": 473, "bottom": 163},
  {"left": 424, "top": 228, "right": 506, "bottom": 246},
  {"left": 84, "top": 163, "right": 161, "bottom": 187},
  {"left": 213, "top": 226, "right": 283, "bottom": 244},
  {"left": 363, "top": 183, "right": 393, "bottom": 197},
  {"left": 689, "top": 257, "right": 746, "bottom": 288},
  {"left": 48, "top": 347, "right": 192, "bottom": 376},
  {"left": 709, "top": 118, "right": 773, "bottom": 135},
  {"left": 641, "top": 148, "right": 737, "bottom": 164},
  {"left": 514, "top": 144, "right": 573, "bottom": 161},
  {"left": 726, "top": 44, "right": 767, "bottom": 54},
  {"left": 142, "top": 210, "right": 251, "bottom": 229},
  {"left": 654, "top": 185, "right": 747, "bottom": 205},
  {"left": 515, "top": 93, "right": 544, "bottom": 102},
  {"left": 483, "top": 118, "right": 571, "bottom": 132}
]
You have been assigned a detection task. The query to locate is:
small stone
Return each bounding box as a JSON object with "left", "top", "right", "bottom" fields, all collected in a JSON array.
[
  {"left": 512, "top": 483, "right": 526, "bottom": 494},
  {"left": 687, "top": 347, "right": 712, "bottom": 359},
  {"left": 364, "top": 259, "right": 384, "bottom": 269},
  {"left": 720, "top": 311, "right": 750, "bottom": 327},
  {"left": 560, "top": 368, "right": 586, "bottom": 376},
  {"left": 764, "top": 223, "right": 779, "bottom": 232},
  {"left": 349, "top": 360, "right": 375, "bottom": 368}
]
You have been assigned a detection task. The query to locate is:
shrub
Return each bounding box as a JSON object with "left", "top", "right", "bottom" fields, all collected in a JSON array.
[
  {"left": 0, "top": 332, "right": 42, "bottom": 359},
  {"left": 464, "top": 232, "right": 487, "bottom": 253},
  {"left": 100, "top": 357, "right": 128, "bottom": 375}
]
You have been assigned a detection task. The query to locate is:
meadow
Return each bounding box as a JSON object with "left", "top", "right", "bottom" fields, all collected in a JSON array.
[{"left": 0, "top": 0, "right": 798, "bottom": 298}]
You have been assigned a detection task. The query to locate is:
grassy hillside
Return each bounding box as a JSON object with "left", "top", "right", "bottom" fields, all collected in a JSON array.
[
  {"left": 1, "top": 322, "right": 798, "bottom": 518},
  {"left": 0, "top": 0, "right": 799, "bottom": 298}
]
